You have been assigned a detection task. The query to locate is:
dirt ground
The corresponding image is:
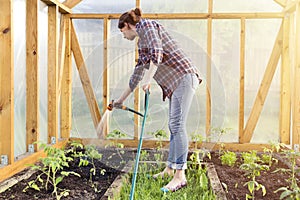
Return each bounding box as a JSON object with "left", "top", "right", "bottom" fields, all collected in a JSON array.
[
  {"left": 0, "top": 148, "right": 298, "bottom": 200},
  {"left": 204, "top": 151, "right": 298, "bottom": 200}
]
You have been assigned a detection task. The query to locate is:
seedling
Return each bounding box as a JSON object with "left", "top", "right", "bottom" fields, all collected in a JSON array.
[
  {"left": 240, "top": 150, "right": 269, "bottom": 199},
  {"left": 23, "top": 142, "right": 80, "bottom": 200},
  {"left": 220, "top": 151, "right": 237, "bottom": 167},
  {"left": 261, "top": 141, "right": 283, "bottom": 166},
  {"left": 274, "top": 150, "right": 300, "bottom": 200}
]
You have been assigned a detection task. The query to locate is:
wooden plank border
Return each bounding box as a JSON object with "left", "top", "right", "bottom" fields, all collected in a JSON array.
[
  {"left": 41, "top": 0, "right": 72, "bottom": 14},
  {"left": 0, "top": 140, "right": 68, "bottom": 182},
  {"left": 0, "top": 0, "right": 14, "bottom": 165}
]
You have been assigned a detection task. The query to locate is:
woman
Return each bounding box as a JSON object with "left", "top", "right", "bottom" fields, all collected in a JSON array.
[{"left": 115, "top": 8, "right": 202, "bottom": 192}]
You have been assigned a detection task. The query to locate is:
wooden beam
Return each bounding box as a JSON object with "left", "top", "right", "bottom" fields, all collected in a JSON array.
[
  {"left": 273, "top": 0, "right": 287, "bottom": 7},
  {"left": 284, "top": 0, "right": 300, "bottom": 13},
  {"left": 69, "top": 13, "right": 284, "bottom": 20},
  {"left": 62, "top": 0, "right": 82, "bottom": 9},
  {"left": 280, "top": 16, "right": 291, "bottom": 144},
  {"left": 0, "top": 140, "right": 67, "bottom": 182},
  {"left": 103, "top": 18, "right": 110, "bottom": 137},
  {"left": 48, "top": 6, "right": 59, "bottom": 144},
  {"left": 241, "top": 23, "right": 283, "bottom": 143},
  {"left": 292, "top": 2, "right": 300, "bottom": 150},
  {"left": 239, "top": 18, "right": 245, "bottom": 139},
  {"left": 206, "top": 16, "right": 212, "bottom": 137},
  {"left": 134, "top": 0, "right": 141, "bottom": 142},
  {"left": 58, "top": 15, "right": 66, "bottom": 99},
  {"left": 70, "top": 21, "right": 101, "bottom": 128},
  {"left": 26, "top": 0, "right": 39, "bottom": 152},
  {"left": 61, "top": 15, "right": 72, "bottom": 139},
  {"left": 79, "top": 138, "right": 273, "bottom": 152},
  {"left": 41, "top": 0, "right": 72, "bottom": 14},
  {"left": 0, "top": 0, "right": 14, "bottom": 165}
]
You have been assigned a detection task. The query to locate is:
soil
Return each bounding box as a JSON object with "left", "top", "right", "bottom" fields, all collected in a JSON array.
[
  {"left": 0, "top": 148, "right": 136, "bottom": 200},
  {"left": 203, "top": 151, "right": 299, "bottom": 200},
  {"left": 0, "top": 148, "right": 298, "bottom": 200}
]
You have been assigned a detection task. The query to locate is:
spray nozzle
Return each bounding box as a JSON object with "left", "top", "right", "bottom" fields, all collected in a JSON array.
[
  {"left": 107, "top": 100, "right": 124, "bottom": 111},
  {"left": 107, "top": 100, "right": 144, "bottom": 117}
]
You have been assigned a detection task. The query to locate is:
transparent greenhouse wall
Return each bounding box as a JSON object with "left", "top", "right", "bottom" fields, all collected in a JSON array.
[
  {"left": 70, "top": 1, "right": 283, "bottom": 142},
  {"left": 71, "top": 19, "right": 103, "bottom": 138},
  {"left": 245, "top": 19, "right": 282, "bottom": 143},
  {"left": 13, "top": 0, "right": 49, "bottom": 157}
]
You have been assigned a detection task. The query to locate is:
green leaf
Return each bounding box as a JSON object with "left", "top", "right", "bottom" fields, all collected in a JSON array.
[
  {"left": 29, "top": 181, "right": 40, "bottom": 191},
  {"left": 55, "top": 176, "right": 63, "bottom": 185},
  {"left": 280, "top": 190, "right": 293, "bottom": 200},
  {"left": 248, "top": 181, "right": 255, "bottom": 193},
  {"left": 261, "top": 185, "right": 266, "bottom": 196}
]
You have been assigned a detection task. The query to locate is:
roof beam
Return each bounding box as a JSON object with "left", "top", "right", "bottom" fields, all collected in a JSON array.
[
  {"left": 62, "top": 0, "right": 82, "bottom": 9},
  {"left": 41, "top": 0, "right": 72, "bottom": 14},
  {"left": 273, "top": 0, "right": 287, "bottom": 7}
]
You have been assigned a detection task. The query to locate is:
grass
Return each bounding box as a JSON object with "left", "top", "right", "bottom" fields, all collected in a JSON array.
[{"left": 114, "top": 162, "right": 216, "bottom": 200}]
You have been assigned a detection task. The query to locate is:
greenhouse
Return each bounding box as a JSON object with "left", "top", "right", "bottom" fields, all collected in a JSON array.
[{"left": 0, "top": 0, "right": 300, "bottom": 199}]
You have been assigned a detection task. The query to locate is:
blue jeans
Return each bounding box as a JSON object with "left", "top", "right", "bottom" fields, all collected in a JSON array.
[{"left": 167, "top": 73, "right": 199, "bottom": 170}]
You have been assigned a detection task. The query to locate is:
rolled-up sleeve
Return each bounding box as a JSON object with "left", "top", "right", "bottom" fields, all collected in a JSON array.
[{"left": 129, "top": 51, "right": 149, "bottom": 91}]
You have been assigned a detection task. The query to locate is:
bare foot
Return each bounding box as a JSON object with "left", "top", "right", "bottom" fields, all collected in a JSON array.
[
  {"left": 162, "top": 177, "right": 187, "bottom": 192},
  {"left": 153, "top": 167, "right": 174, "bottom": 179}
]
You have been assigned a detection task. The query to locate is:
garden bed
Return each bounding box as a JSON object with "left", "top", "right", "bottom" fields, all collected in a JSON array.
[
  {"left": 203, "top": 151, "right": 300, "bottom": 200},
  {"left": 0, "top": 145, "right": 299, "bottom": 200}
]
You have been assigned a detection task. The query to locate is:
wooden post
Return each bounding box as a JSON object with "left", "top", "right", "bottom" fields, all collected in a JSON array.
[
  {"left": 134, "top": 0, "right": 141, "bottom": 141},
  {"left": 280, "top": 16, "right": 291, "bottom": 144},
  {"left": 61, "top": 15, "right": 72, "bottom": 139},
  {"left": 103, "top": 17, "right": 110, "bottom": 137},
  {"left": 241, "top": 23, "right": 283, "bottom": 143},
  {"left": 292, "top": 2, "right": 300, "bottom": 150},
  {"left": 239, "top": 18, "right": 245, "bottom": 138},
  {"left": 0, "top": 0, "right": 14, "bottom": 164},
  {"left": 206, "top": 0, "right": 213, "bottom": 138},
  {"left": 48, "top": 5, "right": 59, "bottom": 144},
  {"left": 71, "top": 22, "right": 101, "bottom": 128},
  {"left": 26, "top": 0, "right": 39, "bottom": 151}
]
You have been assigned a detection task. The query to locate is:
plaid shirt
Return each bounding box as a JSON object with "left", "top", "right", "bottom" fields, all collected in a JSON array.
[{"left": 129, "top": 19, "right": 202, "bottom": 101}]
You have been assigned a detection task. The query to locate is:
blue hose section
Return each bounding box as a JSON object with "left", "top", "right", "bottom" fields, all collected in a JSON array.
[{"left": 129, "top": 90, "right": 150, "bottom": 200}]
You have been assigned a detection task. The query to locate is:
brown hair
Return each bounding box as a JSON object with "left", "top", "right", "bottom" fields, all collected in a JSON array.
[{"left": 118, "top": 8, "right": 142, "bottom": 29}]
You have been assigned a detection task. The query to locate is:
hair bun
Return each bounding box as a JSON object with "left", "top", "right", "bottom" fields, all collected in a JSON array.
[{"left": 134, "top": 8, "right": 142, "bottom": 17}]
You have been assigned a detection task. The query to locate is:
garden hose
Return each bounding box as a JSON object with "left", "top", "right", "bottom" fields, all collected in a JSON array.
[
  {"left": 129, "top": 89, "right": 150, "bottom": 200},
  {"left": 107, "top": 100, "right": 144, "bottom": 117}
]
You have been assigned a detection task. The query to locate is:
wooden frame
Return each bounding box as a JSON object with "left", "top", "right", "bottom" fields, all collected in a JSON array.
[
  {"left": 0, "top": 0, "right": 14, "bottom": 165},
  {"left": 1, "top": 0, "right": 300, "bottom": 182}
]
